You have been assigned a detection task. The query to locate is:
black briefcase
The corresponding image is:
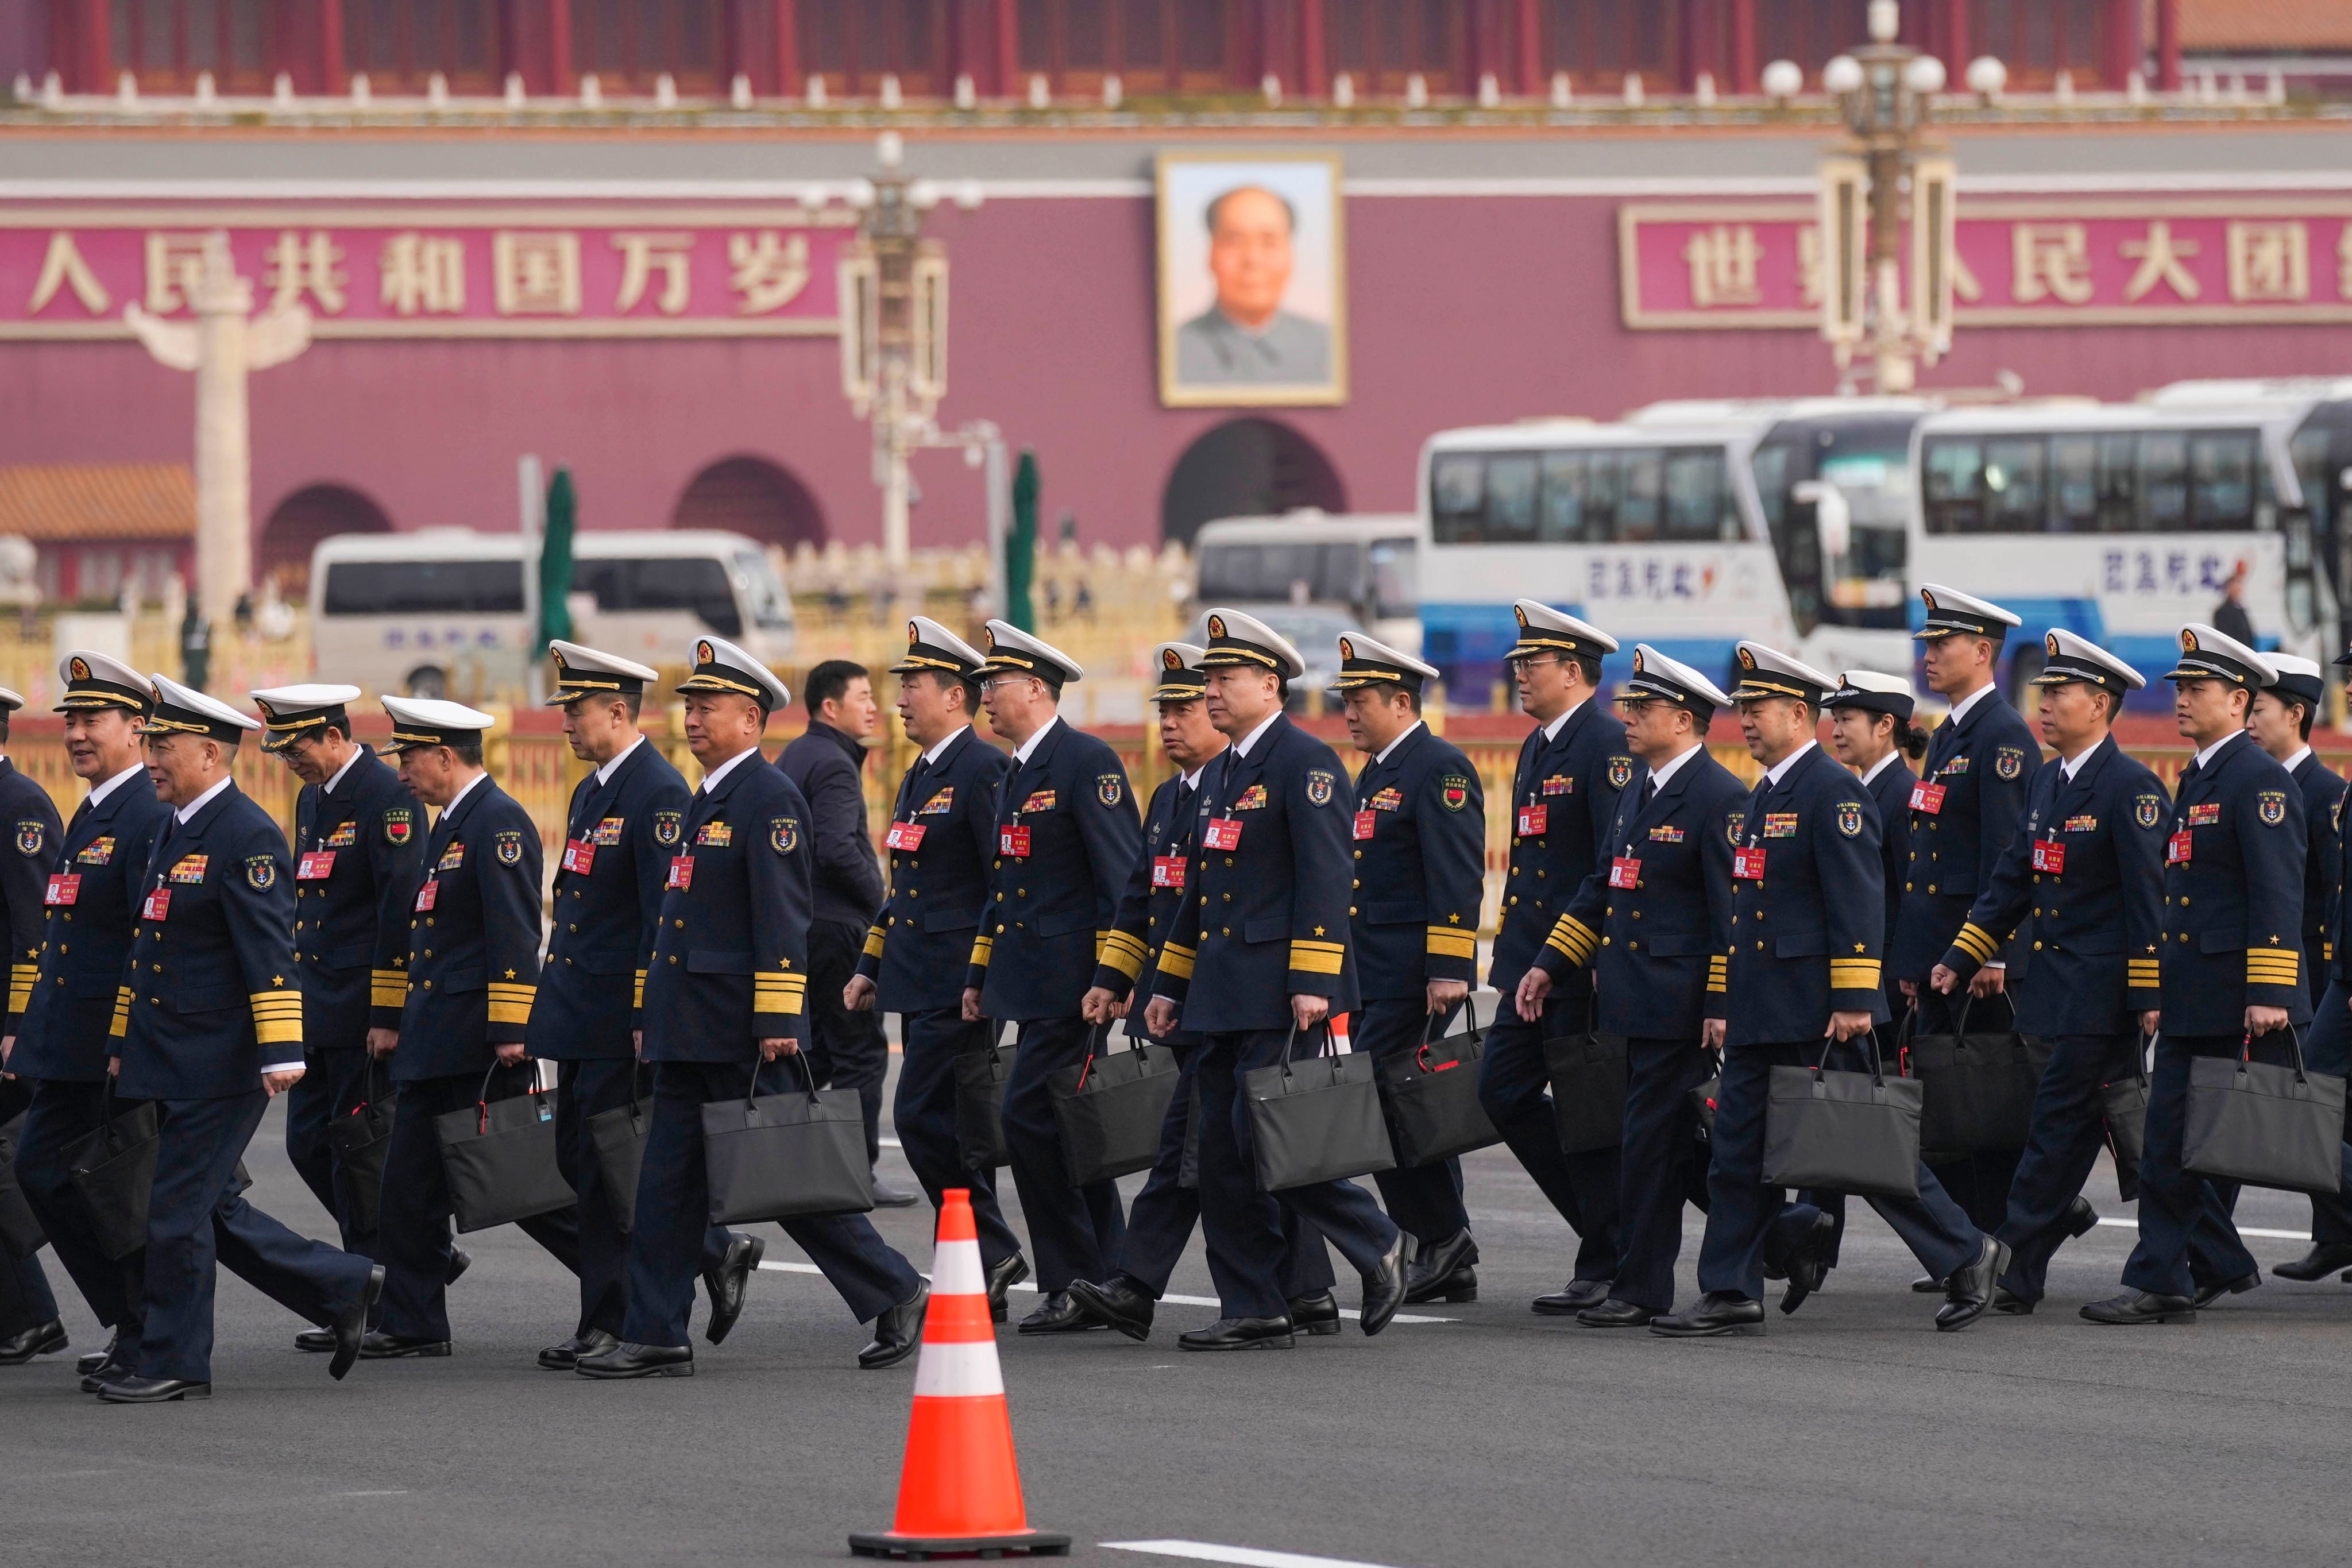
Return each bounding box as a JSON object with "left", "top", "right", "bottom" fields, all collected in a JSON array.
[
  {"left": 1763, "top": 1036, "right": 1924, "bottom": 1200},
  {"left": 1542, "top": 1015, "right": 1627, "bottom": 1156},
  {"left": 1689, "top": 1072, "right": 1722, "bottom": 1141},
  {"left": 0, "top": 1114, "right": 48, "bottom": 1260},
  {"left": 1243, "top": 1022, "right": 1396, "bottom": 1193},
  {"left": 1910, "top": 997, "right": 2046, "bottom": 1154},
  {"left": 2183, "top": 1030, "right": 2347, "bottom": 1196},
  {"left": 588, "top": 1067, "right": 653, "bottom": 1234},
  {"left": 702, "top": 1052, "right": 874, "bottom": 1224},
  {"left": 1049, "top": 1025, "right": 1180, "bottom": 1185},
  {"left": 434, "top": 1066, "right": 574, "bottom": 1233},
  {"left": 2099, "top": 1035, "right": 2153, "bottom": 1203},
  {"left": 1377, "top": 999, "right": 1503, "bottom": 1168},
  {"left": 328, "top": 1055, "right": 397, "bottom": 1235},
  {"left": 953, "top": 1031, "right": 1016, "bottom": 1169},
  {"left": 67, "top": 1082, "right": 159, "bottom": 1261}
]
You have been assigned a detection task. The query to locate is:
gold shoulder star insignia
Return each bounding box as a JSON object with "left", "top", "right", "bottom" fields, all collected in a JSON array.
[
  {"left": 1447, "top": 913, "right": 1462, "bottom": 924},
  {"left": 505, "top": 968, "right": 516, "bottom": 979},
  {"left": 1854, "top": 943, "right": 1866, "bottom": 953},
  {"left": 1313, "top": 926, "right": 1326, "bottom": 937},
  {"left": 271, "top": 975, "right": 283, "bottom": 986}
]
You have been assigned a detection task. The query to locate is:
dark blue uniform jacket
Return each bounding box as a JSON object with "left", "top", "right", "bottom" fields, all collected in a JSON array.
[
  {"left": 2154, "top": 731, "right": 2309, "bottom": 1034},
  {"left": 1092, "top": 763, "right": 1212, "bottom": 1044},
  {"left": 1486, "top": 700, "right": 1631, "bottom": 998},
  {"left": 1347, "top": 724, "right": 1485, "bottom": 1000},
  {"left": 0, "top": 758, "right": 60, "bottom": 1038},
  {"left": 1890, "top": 689, "right": 2041, "bottom": 981},
  {"left": 860, "top": 725, "right": 1010, "bottom": 1015},
  {"left": 2289, "top": 750, "right": 2344, "bottom": 1005},
  {"left": 289, "top": 749, "right": 424, "bottom": 1050},
  {"left": 393, "top": 775, "right": 543, "bottom": 1082},
  {"left": 11, "top": 766, "right": 167, "bottom": 1082}
]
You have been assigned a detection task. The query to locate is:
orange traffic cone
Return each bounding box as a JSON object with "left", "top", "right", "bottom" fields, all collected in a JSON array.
[{"left": 849, "top": 1188, "right": 1069, "bottom": 1562}]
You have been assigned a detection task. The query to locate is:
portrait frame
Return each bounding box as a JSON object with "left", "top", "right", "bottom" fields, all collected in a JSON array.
[{"left": 1155, "top": 150, "right": 1348, "bottom": 409}]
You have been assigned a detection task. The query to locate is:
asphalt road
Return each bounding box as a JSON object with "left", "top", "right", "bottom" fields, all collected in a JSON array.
[{"left": 6, "top": 1054, "right": 2351, "bottom": 1568}]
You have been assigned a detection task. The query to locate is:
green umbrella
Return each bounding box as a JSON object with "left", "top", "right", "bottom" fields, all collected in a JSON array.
[
  {"left": 539, "top": 467, "right": 578, "bottom": 650},
  {"left": 1007, "top": 449, "right": 1038, "bottom": 633}
]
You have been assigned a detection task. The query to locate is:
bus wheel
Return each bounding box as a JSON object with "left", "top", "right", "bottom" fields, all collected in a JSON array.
[{"left": 404, "top": 665, "right": 449, "bottom": 699}]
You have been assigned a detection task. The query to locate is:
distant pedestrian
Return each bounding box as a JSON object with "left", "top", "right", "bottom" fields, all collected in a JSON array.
[{"left": 2213, "top": 562, "right": 2256, "bottom": 648}]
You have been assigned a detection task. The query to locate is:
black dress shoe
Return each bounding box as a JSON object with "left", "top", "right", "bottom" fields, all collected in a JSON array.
[
  {"left": 2193, "top": 1270, "right": 2259, "bottom": 1308},
  {"left": 2273, "top": 1242, "right": 2352, "bottom": 1281},
  {"left": 538, "top": 1328, "right": 619, "bottom": 1370},
  {"left": 870, "top": 1171, "right": 921, "bottom": 1208},
  {"left": 1779, "top": 1211, "right": 1837, "bottom": 1318},
  {"left": 358, "top": 1331, "right": 451, "bottom": 1360},
  {"left": 1650, "top": 1292, "right": 1765, "bottom": 1337},
  {"left": 2064, "top": 1195, "right": 2100, "bottom": 1238},
  {"left": 986, "top": 1252, "right": 1030, "bottom": 1324},
  {"left": 1359, "top": 1235, "right": 1405, "bottom": 1337},
  {"left": 701, "top": 1233, "right": 764, "bottom": 1346},
  {"left": 1177, "top": 1315, "right": 1293, "bottom": 1351},
  {"left": 293, "top": 1328, "right": 337, "bottom": 1353},
  {"left": 1067, "top": 1276, "right": 1155, "bottom": 1341},
  {"left": 98, "top": 1375, "right": 210, "bottom": 1403},
  {"left": 329, "top": 1265, "right": 386, "bottom": 1381},
  {"left": 1577, "top": 1298, "right": 1655, "bottom": 1328},
  {"left": 1289, "top": 1290, "right": 1342, "bottom": 1337},
  {"left": 446, "top": 1245, "right": 470, "bottom": 1287},
  {"left": 0, "top": 1319, "right": 68, "bottom": 1365},
  {"left": 1017, "top": 1289, "right": 1100, "bottom": 1335},
  {"left": 1936, "top": 1238, "right": 2009, "bottom": 1331},
  {"left": 2080, "top": 1289, "right": 2196, "bottom": 1324},
  {"left": 79, "top": 1358, "right": 135, "bottom": 1395},
  {"left": 576, "top": 1341, "right": 694, "bottom": 1378},
  {"left": 76, "top": 1334, "right": 117, "bottom": 1377},
  {"left": 1403, "top": 1229, "right": 1480, "bottom": 1303},
  {"left": 1531, "top": 1277, "right": 1611, "bottom": 1315},
  {"left": 1992, "top": 1285, "right": 2034, "bottom": 1315},
  {"left": 1911, "top": 1275, "right": 1947, "bottom": 1292},
  {"left": 859, "top": 1287, "right": 928, "bottom": 1370}
]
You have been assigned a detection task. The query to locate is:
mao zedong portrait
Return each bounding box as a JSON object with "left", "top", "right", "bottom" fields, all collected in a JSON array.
[{"left": 1175, "top": 184, "right": 1334, "bottom": 387}]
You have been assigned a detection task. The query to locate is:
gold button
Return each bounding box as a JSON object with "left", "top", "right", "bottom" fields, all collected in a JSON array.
[
  {"left": 1510, "top": 865, "right": 1520, "bottom": 876},
  {"left": 1352, "top": 879, "right": 1360, "bottom": 889},
  {"left": 1224, "top": 857, "right": 1233, "bottom": 867},
  {"left": 2034, "top": 941, "right": 2043, "bottom": 951},
  {"left": 1628, "top": 940, "right": 1639, "bottom": 950},
  {"left": 1905, "top": 882, "right": 1913, "bottom": 891},
  {"left": 671, "top": 955, "right": 679, "bottom": 963},
  {"left": 1222, "top": 893, "right": 1231, "bottom": 902},
  {"left": 1353, "top": 851, "right": 1362, "bottom": 860},
  {"left": 1601, "top": 936, "right": 1611, "bottom": 947},
  {"left": 1632, "top": 910, "right": 1642, "bottom": 920},
  {"left": 1508, "top": 896, "right": 1518, "bottom": 906},
  {"left": 1756, "top": 941, "right": 1764, "bottom": 951},
  {"left": 995, "top": 893, "right": 1003, "bottom": 901},
  {"left": 423, "top": 980, "right": 432, "bottom": 988},
  {"left": 1200, "top": 896, "right": 1208, "bottom": 906},
  {"left": 1927, "top": 885, "right": 1937, "bottom": 894},
  {"left": 1348, "top": 906, "right": 1357, "bottom": 915},
  {"left": 2180, "top": 897, "right": 2189, "bottom": 907}
]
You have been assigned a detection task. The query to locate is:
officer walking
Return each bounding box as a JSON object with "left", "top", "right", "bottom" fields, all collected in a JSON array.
[
  {"left": 2287, "top": 642, "right": 2352, "bottom": 1284},
  {"left": 580, "top": 638, "right": 926, "bottom": 1378},
  {"left": 1652, "top": 644, "right": 2003, "bottom": 1338},
  {"left": 1478, "top": 600, "right": 1627, "bottom": 1315},
  {"left": 365, "top": 697, "right": 584, "bottom": 1361},
  {"left": 961, "top": 621, "right": 1141, "bottom": 1335},
  {"left": 1067, "top": 644, "right": 1337, "bottom": 1339},
  {"left": 1522, "top": 646, "right": 1747, "bottom": 1328},
  {"left": 779, "top": 659, "right": 915, "bottom": 1206},
  {"left": 845, "top": 619, "right": 1029, "bottom": 1318},
  {"left": 250, "top": 682, "right": 430, "bottom": 1349},
  {"left": 1143, "top": 611, "right": 1404, "bottom": 1350},
  {"left": 526, "top": 643, "right": 760, "bottom": 1369},
  {"left": 102, "top": 675, "right": 380, "bottom": 1400},
  {"left": 6, "top": 654, "right": 171, "bottom": 1387},
  {"left": 0, "top": 683, "right": 67, "bottom": 1366},
  {"left": 1929, "top": 631, "right": 2166, "bottom": 1311},
  {"left": 1328, "top": 635, "right": 1487, "bottom": 1304},
  {"left": 1893, "top": 585, "right": 2042, "bottom": 1245}
]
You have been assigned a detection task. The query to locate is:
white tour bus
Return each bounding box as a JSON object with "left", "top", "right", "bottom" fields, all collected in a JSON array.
[
  {"left": 310, "top": 528, "right": 795, "bottom": 698},
  {"left": 1418, "top": 399, "right": 1929, "bottom": 701},
  {"left": 1909, "top": 399, "right": 2332, "bottom": 705},
  {"left": 1188, "top": 511, "right": 1422, "bottom": 654}
]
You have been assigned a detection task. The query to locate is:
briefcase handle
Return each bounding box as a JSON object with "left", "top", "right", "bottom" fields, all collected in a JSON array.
[
  {"left": 470, "top": 1059, "right": 551, "bottom": 1134},
  {"left": 95, "top": 1069, "right": 135, "bottom": 1157},
  {"left": 742, "top": 1045, "right": 825, "bottom": 1118},
  {"left": 1417, "top": 994, "right": 1481, "bottom": 1073},
  {"left": 1073, "top": 1021, "right": 1114, "bottom": 1092},
  {"left": 2239, "top": 1024, "right": 2313, "bottom": 1084},
  {"left": 1808, "top": 1025, "right": 1893, "bottom": 1088},
  {"left": 1893, "top": 1000, "right": 1917, "bottom": 1079},
  {"left": 347, "top": 1051, "right": 386, "bottom": 1120},
  {"left": 1276, "top": 1018, "right": 1335, "bottom": 1079}
]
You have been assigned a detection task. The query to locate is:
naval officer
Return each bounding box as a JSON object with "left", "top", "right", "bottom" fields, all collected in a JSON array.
[{"left": 0, "top": 682, "right": 67, "bottom": 1366}]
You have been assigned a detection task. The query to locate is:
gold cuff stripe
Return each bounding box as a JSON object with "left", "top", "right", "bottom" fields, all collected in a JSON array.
[
  {"left": 254, "top": 1018, "right": 302, "bottom": 1045},
  {"left": 1952, "top": 924, "right": 1999, "bottom": 963},
  {"left": 486, "top": 1000, "right": 533, "bottom": 1024},
  {"left": 1100, "top": 945, "right": 1144, "bottom": 982},
  {"left": 1292, "top": 939, "right": 1345, "bottom": 953},
  {"left": 370, "top": 986, "right": 406, "bottom": 1006},
  {"left": 1829, "top": 959, "right": 1883, "bottom": 987},
  {"left": 1289, "top": 944, "right": 1345, "bottom": 975},
  {"left": 1426, "top": 928, "right": 1477, "bottom": 958},
  {"left": 863, "top": 926, "right": 887, "bottom": 959},
  {"left": 1156, "top": 944, "right": 1196, "bottom": 980},
  {"left": 752, "top": 997, "right": 806, "bottom": 1015},
  {"left": 969, "top": 935, "right": 994, "bottom": 968}
]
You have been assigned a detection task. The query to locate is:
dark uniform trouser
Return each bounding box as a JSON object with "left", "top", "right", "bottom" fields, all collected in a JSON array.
[
  {"left": 1353, "top": 999, "right": 1470, "bottom": 1243},
  {"left": 2299, "top": 982, "right": 2352, "bottom": 1248},
  {"left": 1476, "top": 993, "right": 1620, "bottom": 1283},
  {"left": 804, "top": 919, "right": 889, "bottom": 1166},
  {"left": 0, "top": 1079, "right": 59, "bottom": 1336},
  {"left": 1195, "top": 1027, "right": 1399, "bottom": 1320},
  {"left": 377, "top": 1064, "right": 584, "bottom": 1343},
  {"left": 621, "top": 1059, "right": 920, "bottom": 1347},
  {"left": 1613, "top": 1035, "right": 1714, "bottom": 1312},
  {"left": 891, "top": 1008, "right": 1022, "bottom": 1273},
  {"left": 284, "top": 1044, "right": 376, "bottom": 1256},
  {"left": 122, "top": 1089, "right": 374, "bottom": 1384},
  {"left": 2121, "top": 1033, "right": 2279, "bottom": 1297},
  {"left": 554, "top": 1058, "right": 736, "bottom": 1338},
  {"left": 1996, "top": 1032, "right": 2138, "bottom": 1304},
  {"left": 1697, "top": 1039, "right": 1983, "bottom": 1303},
  {"left": 1110, "top": 1041, "right": 1335, "bottom": 1301},
  {"left": 13, "top": 1077, "right": 133, "bottom": 1333},
  {"left": 1916, "top": 988, "right": 2024, "bottom": 1234},
  {"left": 1001, "top": 1014, "right": 1126, "bottom": 1293}
]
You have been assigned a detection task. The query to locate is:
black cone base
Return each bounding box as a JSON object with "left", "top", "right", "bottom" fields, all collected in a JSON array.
[{"left": 848, "top": 1528, "right": 1072, "bottom": 1560}]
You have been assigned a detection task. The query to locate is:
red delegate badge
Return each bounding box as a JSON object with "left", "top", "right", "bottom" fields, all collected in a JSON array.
[
  {"left": 1910, "top": 781, "right": 1947, "bottom": 815},
  {"left": 141, "top": 886, "right": 171, "bottom": 921},
  {"left": 998, "top": 825, "right": 1031, "bottom": 858},
  {"left": 1608, "top": 856, "right": 1642, "bottom": 890},
  {"left": 2168, "top": 831, "right": 2192, "bottom": 866},
  {"left": 297, "top": 850, "right": 337, "bottom": 880},
  {"left": 1203, "top": 818, "right": 1243, "bottom": 851},
  {"left": 1733, "top": 847, "right": 1767, "bottom": 880},
  {"left": 412, "top": 880, "right": 439, "bottom": 912},
  {"left": 44, "top": 872, "right": 79, "bottom": 906},
  {"left": 885, "top": 821, "right": 926, "bottom": 851},
  {"left": 1516, "top": 804, "right": 1548, "bottom": 837},
  {"left": 561, "top": 840, "right": 596, "bottom": 875},
  {"left": 2031, "top": 840, "right": 2065, "bottom": 875},
  {"left": 1352, "top": 810, "right": 1376, "bottom": 842},
  {"left": 666, "top": 856, "right": 695, "bottom": 891},
  {"left": 1152, "top": 856, "right": 1186, "bottom": 889}
]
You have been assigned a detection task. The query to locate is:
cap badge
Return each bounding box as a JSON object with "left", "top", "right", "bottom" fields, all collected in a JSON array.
[
  {"left": 1739, "top": 647, "right": 1756, "bottom": 669},
  {"left": 2182, "top": 629, "right": 2200, "bottom": 652},
  {"left": 69, "top": 656, "right": 88, "bottom": 680},
  {"left": 696, "top": 639, "right": 715, "bottom": 665},
  {"left": 2046, "top": 632, "right": 2059, "bottom": 656},
  {"left": 906, "top": 620, "right": 918, "bottom": 641},
  {"left": 1632, "top": 649, "right": 1646, "bottom": 672},
  {"left": 1338, "top": 637, "right": 1354, "bottom": 659},
  {"left": 552, "top": 647, "right": 567, "bottom": 669},
  {"left": 1922, "top": 589, "right": 1938, "bottom": 610},
  {"left": 1207, "top": 614, "right": 1226, "bottom": 638},
  {"left": 1514, "top": 604, "right": 1528, "bottom": 626},
  {"left": 1161, "top": 647, "right": 1181, "bottom": 670}
]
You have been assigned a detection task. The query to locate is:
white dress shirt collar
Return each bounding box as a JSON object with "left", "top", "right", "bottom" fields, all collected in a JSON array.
[
  {"left": 440, "top": 767, "right": 489, "bottom": 818},
  {"left": 1860, "top": 750, "right": 1903, "bottom": 787},
  {"left": 1643, "top": 741, "right": 1702, "bottom": 791},
  {"left": 922, "top": 725, "right": 970, "bottom": 766},
  {"left": 1233, "top": 708, "right": 1283, "bottom": 760},
  {"left": 1374, "top": 720, "right": 1424, "bottom": 766},
  {"left": 2061, "top": 737, "right": 2105, "bottom": 779},
  {"left": 697, "top": 745, "right": 760, "bottom": 795},
  {"left": 1012, "top": 712, "right": 1061, "bottom": 766},
  {"left": 594, "top": 733, "right": 646, "bottom": 786},
  {"left": 2280, "top": 743, "right": 2313, "bottom": 777},
  {"left": 1540, "top": 696, "right": 1587, "bottom": 744},
  {"left": 2193, "top": 728, "right": 2246, "bottom": 772},
  {"left": 322, "top": 746, "right": 365, "bottom": 795},
  {"left": 1944, "top": 681, "right": 1997, "bottom": 729},
  {"left": 85, "top": 759, "right": 148, "bottom": 810},
  {"left": 1763, "top": 739, "right": 1819, "bottom": 789},
  {"left": 173, "top": 774, "right": 236, "bottom": 825}
]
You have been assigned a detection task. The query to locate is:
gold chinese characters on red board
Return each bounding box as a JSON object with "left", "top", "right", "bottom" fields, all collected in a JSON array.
[
  {"left": 1619, "top": 198, "right": 2352, "bottom": 329},
  {"left": 1, "top": 203, "right": 857, "bottom": 339}
]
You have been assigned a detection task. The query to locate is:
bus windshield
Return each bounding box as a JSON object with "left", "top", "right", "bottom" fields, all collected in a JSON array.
[
  {"left": 1751, "top": 416, "right": 1914, "bottom": 634},
  {"left": 322, "top": 558, "right": 524, "bottom": 615}
]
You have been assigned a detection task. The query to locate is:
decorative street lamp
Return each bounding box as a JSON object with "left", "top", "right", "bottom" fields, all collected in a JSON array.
[
  {"left": 837, "top": 133, "right": 1004, "bottom": 588},
  {"left": 1814, "top": 0, "right": 1963, "bottom": 393}
]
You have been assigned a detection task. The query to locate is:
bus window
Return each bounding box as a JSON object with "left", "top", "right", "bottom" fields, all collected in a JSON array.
[
  {"left": 1538, "top": 451, "right": 1590, "bottom": 542},
  {"left": 2139, "top": 432, "right": 2188, "bottom": 527},
  {"left": 1922, "top": 438, "right": 1983, "bottom": 533},
  {"left": 1430, "top": 453, "right": 1485, "bottom": 543},
  {"left": 322, "top": 558, "right": 524, "bottom": 615},
  {"left": 1619, "top": 449, "right": 1663, "bottom": 541},
  {"left": 2097, "top": 434, "right": 2138, "bottom": 532},
  {"left": 2052, "top": 436, "right": 2098, "bottom": 531},
  {"left": 1983, "top": 438, "right": 2046, "bottom": 531},
  {"left": 732, "top": 549, "right": 794, "bottom": 631},
  {"left": 1663, "top": 449, "right": 1736, "bottom": 541},
  {"left": 1485, "top": 454, "right": 1540, "bottom": 543},
  {"left": 2188, "top": 432, "right": 2258, "bottom": 530},
  {"left": 1367, "top": 538, "right": 1418, "bottom": 621}
]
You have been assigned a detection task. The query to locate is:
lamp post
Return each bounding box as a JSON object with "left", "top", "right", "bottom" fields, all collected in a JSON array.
[
  {"left": 1815, "top": 0, "right": 1961, "bottom": 394},
  {"left": 837, "top": 134, "right": 1002, "bottom": 588}
]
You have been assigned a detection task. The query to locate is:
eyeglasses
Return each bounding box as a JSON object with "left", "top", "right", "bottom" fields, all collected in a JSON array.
[
  {"left": 1508, "top": 654, "right": 1565, "bottom": 673},
  {"left": 979, "top": 676, "right": 1037, "bottom": 694}
]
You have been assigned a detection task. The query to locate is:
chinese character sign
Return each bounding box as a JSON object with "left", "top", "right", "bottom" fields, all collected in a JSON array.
[
  {"left": 1, "top": 206, "right": 853, "bottom": 339},
  {"left": 1620, "top": 199, "right": 2352, "bottom": 329}
]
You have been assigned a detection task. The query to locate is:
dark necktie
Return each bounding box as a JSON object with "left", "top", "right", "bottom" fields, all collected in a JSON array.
[
  {"left": 67, "top": 797, "right": 90, "bottom": 837},
  {"left": 1641, "top": 775, "right": 1658, "bottom": 809}
]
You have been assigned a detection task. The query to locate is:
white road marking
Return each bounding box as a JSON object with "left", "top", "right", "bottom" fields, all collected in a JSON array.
[
  {"left": 2094, "top": 1217, "right": 2312, "bottom": 1241},
  {"left": 754, "top": 1262, "right": 1456, "bottom": 1323},
  {"left": 1103, "top": 1540, "right": 1414, "bottom": 1568},
  {"left": 330, "top": 1490, "right": 410, "bottom": 1497}
]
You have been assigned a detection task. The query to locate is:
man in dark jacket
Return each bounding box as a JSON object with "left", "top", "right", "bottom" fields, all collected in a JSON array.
[{"left": 777, "top": 659, "right": 912, "bottom": 1206}]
